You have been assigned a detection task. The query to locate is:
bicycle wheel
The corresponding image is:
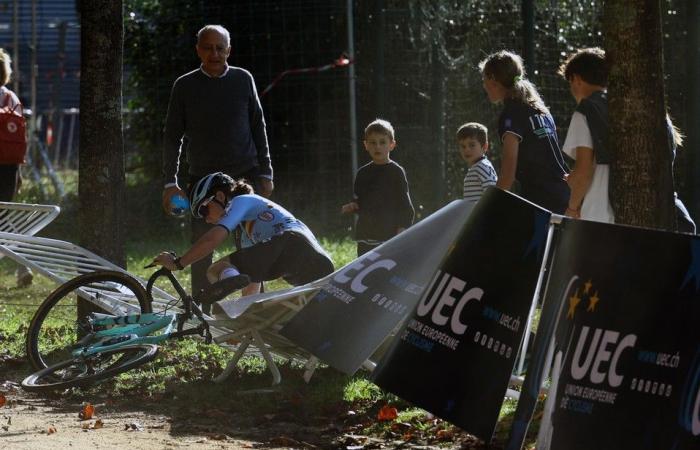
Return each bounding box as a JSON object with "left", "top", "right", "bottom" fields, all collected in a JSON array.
[
  {"left": 26, "top": 270, "right": 152, "bottom": 372},
  {"left": 22, "top": 344, "right": 159, "bottom": 393}
]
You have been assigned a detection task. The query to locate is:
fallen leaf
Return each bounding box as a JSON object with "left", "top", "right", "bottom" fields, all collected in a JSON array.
[
  {"left": 436, "top": 428, "right": 454, "bottom": 440},
  {"left": 391, "top": 422, "right": 411, "bottom": 432},
  {"left": 377, "top": 405, "right": 398, "bottom": 421},
  {"left": 93, "top": 419, "right": 104, "bottom": 429},
  {"left": 0, "top": 394, "right": 5, "bottom": 408},
  {"left": 81, "top": 422, "right": 91, "bottom": 430},
  {"left": 47, "top": 425, "right": 57, "bottom": 434},
  {"left": 79, "top": 403, "right": 95, "bottom": 420}
]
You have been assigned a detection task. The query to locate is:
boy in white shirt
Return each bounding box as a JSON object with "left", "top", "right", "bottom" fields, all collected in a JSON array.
[{"left": 558, "top": 47, "right": 614, "bottom": 223}]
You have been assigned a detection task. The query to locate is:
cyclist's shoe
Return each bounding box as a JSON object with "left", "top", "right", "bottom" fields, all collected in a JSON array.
[{"left": 197, "top": 274, "right": 251, "bottom": 305}]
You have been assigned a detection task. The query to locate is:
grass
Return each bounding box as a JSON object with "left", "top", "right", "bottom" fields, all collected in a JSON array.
[{"left": 1, "top": 170, "right": 544, "bottom": 448}]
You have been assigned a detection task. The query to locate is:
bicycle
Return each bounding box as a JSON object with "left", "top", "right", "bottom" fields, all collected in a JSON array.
[{"left": 22, "top": 265, "right": 250, "bottom": 392}]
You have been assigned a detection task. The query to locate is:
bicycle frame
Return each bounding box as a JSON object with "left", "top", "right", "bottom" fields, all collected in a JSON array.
[
  {"left": 71, "top": 267, "right": 212, "bottom": 360},
  {"left": 73, "top": 312, "right": 177, "bottom": 358}
]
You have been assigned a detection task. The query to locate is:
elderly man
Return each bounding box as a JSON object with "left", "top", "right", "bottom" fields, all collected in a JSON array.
[{"left": 162, "top": 24, "right": 273, "bottom": 302}]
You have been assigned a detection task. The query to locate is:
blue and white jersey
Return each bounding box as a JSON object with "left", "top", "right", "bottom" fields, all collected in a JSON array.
[{"left": 217, "top": 194, "right": 314, "bottom": 247}]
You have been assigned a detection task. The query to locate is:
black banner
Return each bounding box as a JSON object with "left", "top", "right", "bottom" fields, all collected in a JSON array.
[
  {"left": 527, "top": 219, "right": 700, "bottom": 450},
  {"left": 371, "top": 188, "right": 551, "bottom": 440},
  {"left": 281, "top": 200, "right": 475, "bottom": 374}
]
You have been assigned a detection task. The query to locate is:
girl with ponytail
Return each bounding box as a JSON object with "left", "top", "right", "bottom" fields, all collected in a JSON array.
[{"left": 479, "top": 50, "right": 570, "bottom": 213}]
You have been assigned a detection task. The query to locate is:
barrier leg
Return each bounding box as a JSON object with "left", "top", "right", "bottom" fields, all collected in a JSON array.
[
  {"left": 213, "top": 337, "right": 251, "bottom": 383},
  {"left": 250, "top": 329, "right": 282, "bottom": 386}
]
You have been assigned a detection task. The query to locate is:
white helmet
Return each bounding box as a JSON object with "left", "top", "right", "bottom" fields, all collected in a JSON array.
[{"left": 189, "top": 172, "right": 234, "bottom": 218}]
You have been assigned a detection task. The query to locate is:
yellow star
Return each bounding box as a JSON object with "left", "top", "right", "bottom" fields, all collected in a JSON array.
[
  {"left": 583, "top": 280, "right": 593, "bottom": 294},
  {"left": 567, "top": 290, "right": 582, "bottom": 319},
  {"left": 587, "top": 291, "right": 600, "bottom": 312}
]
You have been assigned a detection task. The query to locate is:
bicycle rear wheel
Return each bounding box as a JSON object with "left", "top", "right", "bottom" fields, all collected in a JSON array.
[
  {"left": 22, "top": 344, "right": 159, "bottom": 392},
  {"left": 26, "top": 270, "right": 152, "bottom": 372}
]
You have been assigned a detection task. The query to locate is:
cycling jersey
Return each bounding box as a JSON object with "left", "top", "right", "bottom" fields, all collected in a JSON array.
[{"left": 217, "top": 194, "right": 315, "bottom": 248}]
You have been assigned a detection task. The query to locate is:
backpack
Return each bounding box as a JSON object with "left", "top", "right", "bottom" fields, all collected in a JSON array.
[{"left": 0, "top": 91, "right": 27, "bottom": 165}]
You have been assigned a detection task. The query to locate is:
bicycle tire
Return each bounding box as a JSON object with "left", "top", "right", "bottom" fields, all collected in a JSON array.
[
  {"left": 26, "top": 270, "right": 152, "bottom": 372},
  {"left": 22, "top": 344, "right": 159, "bottom": 392}
]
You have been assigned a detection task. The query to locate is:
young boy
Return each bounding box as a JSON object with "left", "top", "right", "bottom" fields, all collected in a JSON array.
[
  {"left": 558, "top": 47, "right": 614, "bottom": 223},
  {"left": 341, "top": 119, "right": 415, "bottom": 256},
  {"left": 456, "top": 122, "right": 497, "bottom": 202}
]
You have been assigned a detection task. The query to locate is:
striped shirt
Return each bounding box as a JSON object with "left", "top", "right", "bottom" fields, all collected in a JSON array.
[{"left": 463, "top": 157, "right": 497, "bottom": 202}]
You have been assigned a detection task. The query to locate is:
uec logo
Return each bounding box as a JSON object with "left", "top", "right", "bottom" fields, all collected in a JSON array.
[{"left": 6, "top": 121, "right": 17, "bottom": 133}]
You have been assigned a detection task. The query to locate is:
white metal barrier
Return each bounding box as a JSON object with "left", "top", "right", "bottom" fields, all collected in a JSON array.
[{"left": 0, "top": 202, "right": 60, "bottom": 241}]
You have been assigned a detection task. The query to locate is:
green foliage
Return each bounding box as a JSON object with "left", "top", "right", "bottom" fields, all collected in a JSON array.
[{"left": 343, "top": 377, "right": 384, "bottom": 403}]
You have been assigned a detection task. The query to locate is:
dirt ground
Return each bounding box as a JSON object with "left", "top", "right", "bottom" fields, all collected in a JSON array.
[
  {"left": 0, "top": 381, "right": 338, "bottom": 449},
  {"left": 0, "top": 374, "right": 458, "bottom": 450},
  {"left": 0, "top": 365, "right": 365, "bottom": 450},
  {"left": 0, "top": 335, "right": 373, "bottom": 450}
]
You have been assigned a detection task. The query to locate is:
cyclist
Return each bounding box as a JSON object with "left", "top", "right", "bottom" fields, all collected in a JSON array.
[{"left": 154, "top": 172, "right": 334, "bottom": 294}]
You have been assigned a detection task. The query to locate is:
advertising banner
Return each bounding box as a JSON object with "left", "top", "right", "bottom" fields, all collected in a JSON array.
[
  {"left": 371, "top": 189, "right": 552, "bottom": 440},
  {"left": 530, "top": 219, "right": 700, "bottom": 450},
  {"left": 281, "top": 199, "right": 475, "bottom": 374}
]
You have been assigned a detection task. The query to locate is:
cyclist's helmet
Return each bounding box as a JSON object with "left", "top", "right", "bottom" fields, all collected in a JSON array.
[{"left": 189, "top": 172, "right": 235, "bottom": 218}]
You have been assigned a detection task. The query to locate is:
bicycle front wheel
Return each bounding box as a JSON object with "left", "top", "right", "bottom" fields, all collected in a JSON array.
[
  {"left": 26, "top": 270, "right": 152, "bottom": 372},
  {"left": 22, "top": 344, "right": 159, "bottom": 392}
]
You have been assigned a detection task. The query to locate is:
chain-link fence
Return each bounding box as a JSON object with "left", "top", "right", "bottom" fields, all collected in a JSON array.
[
  {"left": 355, "top": 0, "right": 693, "bottom": 226},
  {"left": 10, "top": 1, "right": 692, "bottom": 232}
]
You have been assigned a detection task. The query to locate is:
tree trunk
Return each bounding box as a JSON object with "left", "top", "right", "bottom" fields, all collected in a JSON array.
[
  {"left": 78, "top": 0, "right": 125, "bottom": 267},
  {"left": 603, "top": 0, "right": 676, "bottom": 230}
]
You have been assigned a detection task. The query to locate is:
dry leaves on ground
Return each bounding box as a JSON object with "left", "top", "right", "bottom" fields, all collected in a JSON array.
[{"left": 79, "top": 403, "right": 95, "bottom": 420}]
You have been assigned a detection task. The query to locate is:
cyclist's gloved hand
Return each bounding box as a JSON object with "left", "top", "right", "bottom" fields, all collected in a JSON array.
[{"left": 152, "top": 251, "right": 184, "bottom": 271}]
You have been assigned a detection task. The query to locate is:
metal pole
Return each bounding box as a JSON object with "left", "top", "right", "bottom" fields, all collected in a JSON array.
[
  {"left": 12, "top": 0, "right": 19, "bottom": 94},
  {"left": 347, "top": 0, "right": 358, "bottom": 176},
  {"left": 686, "top": 0, "right": 700, "bottom": 222},
  {"left": 374, "top": 0, "right": 385, "bottom": 116},
  {"left": 430, "top": 43, "right": 446, "bottom": 209},
  {"left": 30, "top": 0, "right": 37, "bottom": 139},
  {"left": 522, "top": 0, "right": 535, "bottom": 76}
]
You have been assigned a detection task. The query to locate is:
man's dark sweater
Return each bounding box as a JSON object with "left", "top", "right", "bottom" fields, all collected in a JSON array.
[{"left": 162, "top": 66, "right": 272, "bottom": 184}]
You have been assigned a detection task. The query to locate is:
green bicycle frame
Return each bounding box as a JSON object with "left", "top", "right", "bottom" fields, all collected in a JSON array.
[{"left": 72, "top": 312, "right": 176, "bottom": 358}]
